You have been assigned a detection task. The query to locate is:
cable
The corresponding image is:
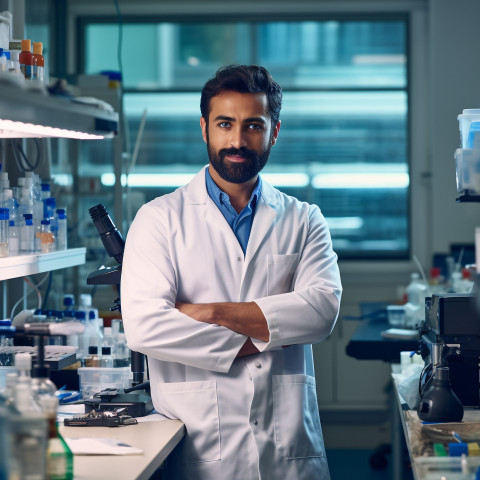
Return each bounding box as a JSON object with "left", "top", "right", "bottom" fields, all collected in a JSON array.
[
  {"left": 10, "top": 138, "right": 41, "bottom": 172},
  {"left": 113, "top": 0, "right": 123, "bottom": 79},
  {"left": 9, "top": 273, "right": 51, "bottom": 320}
]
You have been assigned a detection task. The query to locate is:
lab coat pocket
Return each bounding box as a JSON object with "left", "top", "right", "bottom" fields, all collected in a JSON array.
[
  {"left": 267, "top": 253, "right": 299, "bottom": 295},
  {"left": 272, "top": 374, "right": 324, "bottom": 460},
  {"left": 155, "top": 380, "right": 221, "bottom": 464}
]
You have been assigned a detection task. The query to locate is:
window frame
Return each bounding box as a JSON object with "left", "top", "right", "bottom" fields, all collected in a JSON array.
[{"left": 72, "top": 3, "right": 429, "bottom": 273}]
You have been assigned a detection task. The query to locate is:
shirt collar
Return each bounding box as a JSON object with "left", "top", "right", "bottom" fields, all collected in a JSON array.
[{"left": 205, "top": 166, "right": 262, "bottom": 208}]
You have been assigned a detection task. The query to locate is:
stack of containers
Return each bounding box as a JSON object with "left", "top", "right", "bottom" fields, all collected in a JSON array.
[{"left": 455, "top": 109, "right": 480, "bottom": 196}]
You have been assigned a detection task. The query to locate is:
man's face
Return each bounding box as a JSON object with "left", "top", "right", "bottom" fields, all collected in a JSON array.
[{"left": 200, "top": 91, "right": 280, "bottom": 185}]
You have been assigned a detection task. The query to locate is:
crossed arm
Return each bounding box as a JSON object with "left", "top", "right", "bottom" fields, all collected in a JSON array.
[{"left": 175, "top": 301, "right": 269, "bottom": 357}]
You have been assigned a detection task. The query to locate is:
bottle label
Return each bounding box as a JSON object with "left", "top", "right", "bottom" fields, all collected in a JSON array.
[{"left": 21, "top": 64, "right": 32, "bottom": 79}]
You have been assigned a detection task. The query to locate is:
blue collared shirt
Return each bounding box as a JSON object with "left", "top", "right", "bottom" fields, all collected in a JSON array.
[{"left": 205, "top": 167, "right": 261, "bottom": 255}]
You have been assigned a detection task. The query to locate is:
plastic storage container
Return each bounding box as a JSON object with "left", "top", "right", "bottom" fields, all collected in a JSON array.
[
  {"left": 454, "top": 148, "right": 480, "bottom": 194},
  {"left": 77, "top": 366, "right": 131, "bottom": 399},
  {"left": 458, "top": 109, "right": 480, "bottom": 149}
]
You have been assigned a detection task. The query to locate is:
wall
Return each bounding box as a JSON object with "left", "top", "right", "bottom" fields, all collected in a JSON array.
[{"left": 429, "top": 0, "right": 480, "bottom": 253}]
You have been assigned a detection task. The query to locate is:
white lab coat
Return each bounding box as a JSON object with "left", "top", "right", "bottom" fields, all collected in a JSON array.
[{"left": 121, "top": 166, "right": 342, "bottom": 480}]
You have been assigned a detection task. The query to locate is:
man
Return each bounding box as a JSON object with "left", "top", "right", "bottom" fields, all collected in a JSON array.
[{"left": 121, "top": 65, "right": 342, "bottom": 480}]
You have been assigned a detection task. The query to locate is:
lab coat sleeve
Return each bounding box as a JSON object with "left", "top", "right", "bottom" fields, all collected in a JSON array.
[
  {"left": 120, "top": 204, "right": 246, "bottom": 373},
  {"left": 251, "top": 204, "right": 342, "bottom": 352}
]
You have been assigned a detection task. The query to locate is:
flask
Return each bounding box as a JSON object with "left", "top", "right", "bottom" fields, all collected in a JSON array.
[
  {"left": 32, "top": 42, "right": 44, "bottom": 82},
  {"left": 39, "top": 218, "right": 56, "bottom": 253},
  {"left": 0, "top": 207, "right": 9, "bottom": 257},
  {"left": 56, "top": 208, "right": 67, "bottom": 250},
  {"left": 19, "top": 39, "right": 33, "bottom": 80},
  {"left": 101, "top": 346, "right": 114, "bottom": 368},
  {"left": 20, "top": 212, "right": 35, "bottom": 254},
  {"left": 8, "top": 219, "right": 19, "bottom": 255},
  {"left": 39, "top": 396, "right": 74, "bottom": 480}
]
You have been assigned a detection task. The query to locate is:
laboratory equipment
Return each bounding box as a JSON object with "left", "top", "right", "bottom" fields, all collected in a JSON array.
[
  {"left": 86, "top": 203, "right": 152, "bottom": 417},
  {"left": 418, "top": 293, "right": 480, "bottom": 407}
]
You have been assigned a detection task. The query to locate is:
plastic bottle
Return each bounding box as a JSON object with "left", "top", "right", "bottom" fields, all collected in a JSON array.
[
  {"left": 0, "top": 207, "right": 9, "bottom": 257},
  {"left": 32, "top": 42, "right": 44, "bottom": 82},
  {"left": 0, "top": 48, "right": 7, "bottom": 73},
  {"left": 404, "top": 272, "right": 430, "bottom": 328},
  {"left": 11, "top": 380, "right": 47, "bottom": 480},
  {"left": 101, "top": 346, "right": 114, "bottom": 368},
  {"left": 39, "top": 218, "right": 55, "bottom": 253},
  {"left": 56, "top": 208, "right": 67, "bottom": 250},
  {"left": 19, "top": 39, "right": 33, "bottom": 80},
  {"left": 7, "top": 219, "right": 18, "bottom": 256},
  {"left": 39, "top": 396, "right": 73, "bottom": 480},
  {"left": 21, "top": 212, "right": 35, "bottom": 254}
]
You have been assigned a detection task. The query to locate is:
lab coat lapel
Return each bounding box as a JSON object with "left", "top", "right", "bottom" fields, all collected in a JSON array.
[
  {"left": 185, "top": 166, "right": 243, "bottom": 246},
  {"left": 245, "top": 179, "right": 279, "bottom": 264}
]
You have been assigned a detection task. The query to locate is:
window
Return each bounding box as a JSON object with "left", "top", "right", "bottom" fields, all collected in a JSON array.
[{"left": 78, "top": 17, "right": 408, "bottom": 259}]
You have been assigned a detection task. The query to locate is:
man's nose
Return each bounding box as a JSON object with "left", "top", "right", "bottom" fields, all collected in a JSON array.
[{"left": 229, "top": 126, "right": 247, "bottom": 149}]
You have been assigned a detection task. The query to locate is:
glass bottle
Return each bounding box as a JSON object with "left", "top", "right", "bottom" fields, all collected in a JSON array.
[
  {"left": 39, "top": 218, "right": 56, "bottom": 253},
  {"left": 56, "top": 208, "right": 67, "bottom": 250},
  {"left": 101, "top": 346, "right": 114, "bottom": 368},
  {"left": 19, "top": 39, "right": 33, "bottom": 80},
  {"left": 32, "top": 42, "right": 44, "bottom": 82},
  {"left": 85, "top": 346, "right": 100, "bottom": 367},
  {"left": 8, "top": 219, "right": 19, "bottom": 256},
  {"left": 39, "top": 396, "right": 74, "bottom": 480},
  {"left": 21, "top": 212, "right": 34, "bottom": 254}
]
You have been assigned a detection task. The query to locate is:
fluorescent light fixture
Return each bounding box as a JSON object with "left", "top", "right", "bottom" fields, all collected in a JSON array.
[
  {"left": 0, "top": 119, "right": 105, "bottom": 140},
  {"left": 51, "top": 174, "right": 73, "bottom": 186},
  {"left": 101, "top": 172, "right": 310, "bottom": 188},
  {"left": 312, "top": 172, "right": 409, "bottom": 189},
  {"left": 325, "top": 217, "right": 363, "bottom": 230},
  {"left": 262, "top": 173, "right": 309, "bottom": 187},
  {"left": 101, "top": 173, "right": 195, "bottom": 187}
]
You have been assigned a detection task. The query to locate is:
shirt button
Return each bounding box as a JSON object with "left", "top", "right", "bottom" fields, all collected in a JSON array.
[
  {"left": 237, "top": 257, "right": 242, "bottom": 262},
  {"left": 255, "top": 361, "right": 261, "bottom": 368},
  {"left": 252, "top": 420, "right": 258, "bottom": 425}
]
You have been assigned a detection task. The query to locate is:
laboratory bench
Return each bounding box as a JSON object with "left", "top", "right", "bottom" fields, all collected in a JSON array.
[
  {"left": 392, "top": 369, "right": 480, "bottom": 480},
  {"left": 59, "top": 418, "right": 185, "bottom": 480}
]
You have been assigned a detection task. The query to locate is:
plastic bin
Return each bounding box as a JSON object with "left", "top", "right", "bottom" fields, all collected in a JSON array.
[
  {"left": 77, "top": 366, "right": 132, "bottom": 399},
  {"left": 458, "top": 109, "right": 480, "bottom": 148},
  {"left": 454, "top": 148, "right": 480, "bottom": 194}
]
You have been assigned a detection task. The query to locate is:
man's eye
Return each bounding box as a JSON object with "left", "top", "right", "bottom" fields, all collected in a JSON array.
[
  {"left": 219, "top": 122, "right": 230, "bottom": 128},
  {"left": 248, "top": 124, "right": 262, "bottom": 130}
]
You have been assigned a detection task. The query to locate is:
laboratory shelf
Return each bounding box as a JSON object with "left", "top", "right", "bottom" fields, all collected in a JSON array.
[
  {"left": 0, "top": 247, "right": 86, "bottom": 281},
  {"left": 0, "top": 81, "right": 118, "bottom": 137}
]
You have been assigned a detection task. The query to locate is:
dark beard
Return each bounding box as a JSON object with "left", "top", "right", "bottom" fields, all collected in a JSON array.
[{"left": 207, "top": 141, "right": 271, "bottom": 184}]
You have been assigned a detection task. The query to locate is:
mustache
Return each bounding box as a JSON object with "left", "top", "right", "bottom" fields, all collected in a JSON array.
[{"left": 219, "top": 147, "right": 258, "bottom": 161}]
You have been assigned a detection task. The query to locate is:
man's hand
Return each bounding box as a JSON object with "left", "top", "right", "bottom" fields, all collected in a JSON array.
[{"left": 175, "top": 301, "right": 269, "bottom": 342}]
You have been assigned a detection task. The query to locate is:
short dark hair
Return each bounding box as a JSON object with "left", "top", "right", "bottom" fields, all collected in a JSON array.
[{"left": 200, "top": 65, "right": 282, "bottom": 127}]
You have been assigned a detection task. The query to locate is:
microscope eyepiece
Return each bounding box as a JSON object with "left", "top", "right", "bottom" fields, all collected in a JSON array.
[{"left": 89, "top": 204, "right": 125, "bottom": 264}]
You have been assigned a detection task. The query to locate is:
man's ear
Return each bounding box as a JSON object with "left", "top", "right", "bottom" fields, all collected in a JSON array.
[
  {"left": 200, "top": 116, "right": 208, "bottom": 144},
  {"left": 271, "top": 121, "right": 281, "bottom": 146}
]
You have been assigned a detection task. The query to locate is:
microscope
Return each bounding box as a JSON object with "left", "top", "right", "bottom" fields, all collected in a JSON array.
[
  {"left": 419, "top": 293, "right": 480, "bottom": 408},
  {"left": 84, "top": 204, "right": 153, "bottom": 417}
]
